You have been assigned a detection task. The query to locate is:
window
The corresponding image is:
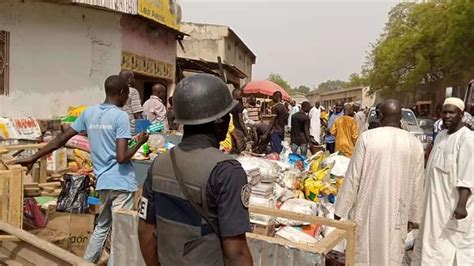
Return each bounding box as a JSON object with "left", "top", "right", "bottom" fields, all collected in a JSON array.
[{"left": 0, "top": 31, "right": 9, "bottom": 96}]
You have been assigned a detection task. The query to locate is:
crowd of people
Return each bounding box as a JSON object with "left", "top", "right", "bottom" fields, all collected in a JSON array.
[{"left": 10, "top": 72, "right": 473, "bottom": 265}]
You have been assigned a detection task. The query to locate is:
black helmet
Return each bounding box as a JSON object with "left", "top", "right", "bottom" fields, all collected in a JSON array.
[{"left": 173, "top": 74, "right": 237, "bottom": 125}]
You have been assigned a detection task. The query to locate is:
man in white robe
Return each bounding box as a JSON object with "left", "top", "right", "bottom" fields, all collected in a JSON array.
[
  {"left": 335, "top": 99, "right": 425, "bottom": 265},
  {"left": 353, "top": 103, "right": 367, "bottom": 134},
  {"left": 309, "top": 102, "right": 322, "bottom": 145},
  {"left": 412, "top": 97, "right": 474, "bottom": 265}
]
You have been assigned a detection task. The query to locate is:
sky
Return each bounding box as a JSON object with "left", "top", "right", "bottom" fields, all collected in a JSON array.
[{"left": 180, "top": 0, "right": 401, "bottom": 89}]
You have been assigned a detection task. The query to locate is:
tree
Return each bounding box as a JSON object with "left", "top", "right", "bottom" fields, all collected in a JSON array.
[
  {"left": 295, "top": 85, "right": 311, "bottom": 94},
  {"left": 317, "top": 80, "right": 348, "bottom": 91},
  {"left": 364, "top": 1, "right": 474, "bottom": 98},
  {"left": 267, "top": 73, "right": 293, "bottom": 93}
]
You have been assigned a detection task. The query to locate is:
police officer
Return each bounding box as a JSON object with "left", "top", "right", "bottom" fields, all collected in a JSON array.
[{"left": 138, "top": 74, "right": 253, "bottom": 266}]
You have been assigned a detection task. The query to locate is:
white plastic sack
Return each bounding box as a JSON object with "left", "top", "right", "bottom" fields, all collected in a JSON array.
[
  {"left": 276, "top": 199, "right": 319, "bottom": 226},
  {"left": 322, "top": 154, "right": 351, "bottom": 177},
  {"left": 238, "top": 156, "right": 281, "bottom": 182}
]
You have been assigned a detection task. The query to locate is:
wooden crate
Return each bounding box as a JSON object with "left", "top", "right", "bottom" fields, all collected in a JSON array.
[
  {"left": 248, "top": 205, "right": 357, "bottom": 266},
  {"left": 0, "top": 147, "right": 24, "bottom": 228},
  {"left": 3, "top": 143, "right": 48, "bottom": 183}
]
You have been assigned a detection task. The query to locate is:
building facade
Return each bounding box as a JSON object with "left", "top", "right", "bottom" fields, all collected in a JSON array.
[
  {"left": 306, "top": 87, "right": 377, "bottom": 109},
  {"left": 0, "top": 0, "right": 181, "bottom": 118},
  {"left": 177, "top": 22, "right": 256, "bottom": 88}
]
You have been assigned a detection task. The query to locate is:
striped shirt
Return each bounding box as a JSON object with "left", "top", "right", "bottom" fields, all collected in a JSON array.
[{"left": 122, "top": 87, "right": 143, "bottom": 134}]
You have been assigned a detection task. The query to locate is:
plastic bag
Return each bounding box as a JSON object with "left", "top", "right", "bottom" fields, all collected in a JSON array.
[
  {"left": 65, "top": 135, "right": 90, "bottom": 152},
  {"left": 276, "top": 198, "right": 319, "bottom": 226},
  {"left": 238, "top": 156, "right": 282, "bottom": 183},
  {"left": 73, "top": 149, "right": 93, "bottom": 172},
  {"left": 57, "top": 174, "right": 90, "bottom": 213},
  {"left": 322, "top": 153, "right": 351, "bottom": 177}
]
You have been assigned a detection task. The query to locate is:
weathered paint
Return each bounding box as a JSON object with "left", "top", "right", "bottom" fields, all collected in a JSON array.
[
  {"left": 0, "top": 0, "right": 122, "bottom": 118},
  {"left": 120, "top": 15, "right": 177, "bottom": 98},
  {"left": 178, "top": 23, "right": 256, "bottom": 85}
]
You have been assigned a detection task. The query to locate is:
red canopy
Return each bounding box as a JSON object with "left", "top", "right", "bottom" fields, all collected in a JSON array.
[{"left": 243, "top": 80, "right": 291, "bottom": 101}]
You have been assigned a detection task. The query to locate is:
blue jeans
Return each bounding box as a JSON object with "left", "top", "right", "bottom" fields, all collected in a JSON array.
[
  {"left": 270, "top": 132, "right": 284, "bottom": 154},
  {"left": 84, "top": 190, "right": 135, "bottom": 265},
  {"left": 291, "top": 143, "right": 308, "bottom": 156}
]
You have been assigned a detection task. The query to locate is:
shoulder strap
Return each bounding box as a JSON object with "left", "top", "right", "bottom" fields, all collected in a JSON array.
[{"left": 170, "top": 148, "right": 221, "bottom": 238}]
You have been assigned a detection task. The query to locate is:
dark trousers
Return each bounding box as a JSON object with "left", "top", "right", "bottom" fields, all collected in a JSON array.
[
  {"left": 270, "top": 132, "right": 284, "bottom": 154},
  {"left": 326, "top": 142, "right": 335, "bottom": 154}
]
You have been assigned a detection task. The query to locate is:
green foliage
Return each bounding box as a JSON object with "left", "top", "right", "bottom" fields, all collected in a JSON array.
[
  {"left": 365, "top": 1, "right": 474, "bottom": 95},
  {"left": 317, "top": 80, "right": 348, "bottom": 91},
  {"left": 294, "top": 85, "right": 311, "bottom": 94},
  {"left": 267, "top": 73, "right": 292, "bottom": 93}
]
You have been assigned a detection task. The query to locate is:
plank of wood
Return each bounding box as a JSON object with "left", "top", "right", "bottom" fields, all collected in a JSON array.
[
  {"left": 0, "top": 221, "right": 93, "bottom": 265},
  {"left": 313, "top": 229, "right": 346, "bottom": 254},
  {"left": 24, "top": 183, "right": 39, "bottom": 189},
  {"left": 40, "top": 191, "right": 60, "bottom": 197},
  {"left": 0, "top": 171, "right": 11, "bottom": 222},
  {"left": 39, "top": 157, "right": 48, "bottom": 184},
  {"left": 246, "top": 232, "right": 324, "bottom": 254},
  {"left": 7, "top": 165, "right": 23, "bottom": 227},
  {"left": 42, "top": 187, "right": 55, "bottom": 193},
  {"left": 3, "top": 144, "right": 46, "bottom": 151},
  {"left": 0, "top": 146, "right": 8, "bottom": 155},
  {"left": 345, "top": 228, "right": 356, "bottom": 266},
  {"left": 249, "top": 205, "right": 357, "bottom": 231},
  {"left": 0, "top": 235, "right": 20, "bottom": 241},
  {"left": 38, "top": 182, "right": 61, "bottom": 188}
]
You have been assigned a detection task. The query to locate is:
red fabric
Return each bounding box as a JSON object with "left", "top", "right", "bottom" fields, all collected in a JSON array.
[{"left": 243, "top": 80, "right": 291, "bottom": 101}]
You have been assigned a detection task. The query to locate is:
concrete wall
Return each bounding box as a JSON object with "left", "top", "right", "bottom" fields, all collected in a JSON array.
[
  {"left": 0, "top": 0, "right": 122, "bottom": 118},
  {"left": 178, "top": 23, "right": 255, "bottom": 85},
  {"left": 121, "top": 15, "right": 177, "bottom": 99},
  {"left": 177, "top": 23, "right": 226, "bottom": 62}
]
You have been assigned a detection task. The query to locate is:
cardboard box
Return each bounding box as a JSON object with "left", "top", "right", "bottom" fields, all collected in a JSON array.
[
  {"left": 47, "top": 148, "right": 68, "bottom": 172},
  {"left": 33, "top": 212, "right": 95, "bottom": 257}
]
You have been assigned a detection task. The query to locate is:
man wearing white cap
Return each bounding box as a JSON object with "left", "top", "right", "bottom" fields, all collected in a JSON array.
[{"left": 413, "top": 97, "right": 474, "bottom": 265}]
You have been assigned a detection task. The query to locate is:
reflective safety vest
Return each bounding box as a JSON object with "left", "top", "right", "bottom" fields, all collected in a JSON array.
[{"left": 151, "top": 145, "right": 231, "bottom": 265}]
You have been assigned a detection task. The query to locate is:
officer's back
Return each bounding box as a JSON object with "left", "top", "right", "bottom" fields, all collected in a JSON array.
[{"left": 138, "top": 74, "right": 253, "bottom": 266}]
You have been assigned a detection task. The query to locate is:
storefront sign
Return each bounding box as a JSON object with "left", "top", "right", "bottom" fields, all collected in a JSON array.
[
  {"left": 138, "top": 0, "right": 180, "bottom": 31},
  {"left": 121, "top": 51, "right": 174, "bottom": 80}
]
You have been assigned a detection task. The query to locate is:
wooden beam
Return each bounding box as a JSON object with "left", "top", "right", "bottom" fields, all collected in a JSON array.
[
  {"left": 249, "top": 205, "right": 357, "bottom": 231},
  {"left": 0, "top": 235, "right": 20, "bottom": 241},
  {"left": 313, "top": 229, "right": 346, "bottom": 254},
  {"left": 0, "top": 221, "right": 93, "bottom": 265},
  {"left": 0, "top": 171, "right": 11, "bottom": 222},
  {"left": 39, "top": 157, "right": 47, "bottom": 184},
  {"left": 246, "top": 232, "right": 325, "bottom": 254},
  {"left": 345, "top": 227, "right": 357, "bottom": 266},
  {"left": 3, "top": 144, "right": 46, "bottom": 151},
  {"left": 7, "top": 165, "right": 23, "bottom": 227}
]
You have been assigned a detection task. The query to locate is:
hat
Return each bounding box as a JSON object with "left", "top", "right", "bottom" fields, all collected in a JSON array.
[
  {"left": 443, "top": 97, "right": 465, "bottom": 111},
  {"left": 320, "top": 106, "right": 326, "bottom": 111}
]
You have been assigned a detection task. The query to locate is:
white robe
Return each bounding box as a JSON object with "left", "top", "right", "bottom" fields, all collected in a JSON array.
[
  {"left": 354, "top": 111, "right": 367, "bottom": 134},
  {"left": 412, "top": 127, "right": 474, "bottom": 266},
  {"left": 335, "top": 127, "right": 425, "bottom": 265},
  {"left": 309, "top": 107, "right": 321, "bottom": 144}
]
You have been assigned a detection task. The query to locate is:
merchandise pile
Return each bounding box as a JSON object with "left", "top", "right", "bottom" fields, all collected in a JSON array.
[{"left": 237, "top": 142, "right": 351, "bottom": 248}]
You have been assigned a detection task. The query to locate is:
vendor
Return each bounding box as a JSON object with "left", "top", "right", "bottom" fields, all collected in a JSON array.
[
  {"left": 137, "top": 74, "right": 253, "bottom": 265},
  {"left": 13, "top": 75, "right": 149, "bottom": 264}
]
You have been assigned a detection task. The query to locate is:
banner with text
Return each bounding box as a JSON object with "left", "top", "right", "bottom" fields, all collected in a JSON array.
[{"left": 138, "top": 0, "right": 180, "bottom": 31}]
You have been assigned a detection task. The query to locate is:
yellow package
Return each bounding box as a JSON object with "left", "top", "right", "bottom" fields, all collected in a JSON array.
[
  {"left": 73, "top": 149, "right": 93, "bottom": 172},
  {"left": 310, "top": 151, "right": 326, "bottom": 173},
  {"left": 67, "top": 105, "right": 88, "bottom": 118},
  {"left": 304, "top": 177, "right": 324, "bottom": 202}
]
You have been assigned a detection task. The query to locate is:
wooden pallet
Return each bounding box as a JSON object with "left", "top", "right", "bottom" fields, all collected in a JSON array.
[{"left": 248, "top": 205, "right": 357, "bottom": 266}]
